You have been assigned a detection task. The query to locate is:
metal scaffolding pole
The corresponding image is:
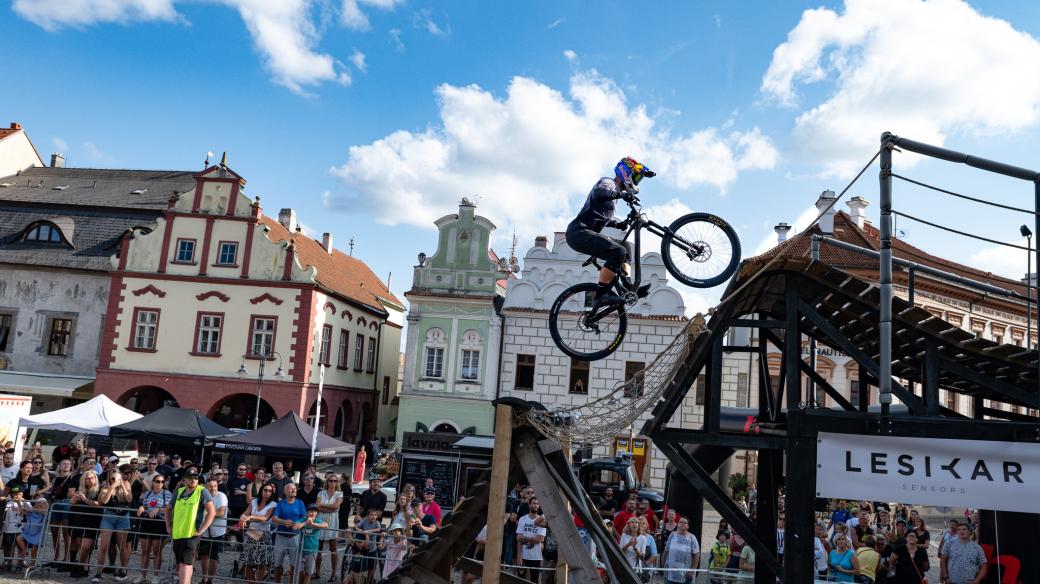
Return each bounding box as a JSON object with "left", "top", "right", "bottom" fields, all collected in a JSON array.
[{"left": 879, "top": 133, "right": 894, "bottom": 414}]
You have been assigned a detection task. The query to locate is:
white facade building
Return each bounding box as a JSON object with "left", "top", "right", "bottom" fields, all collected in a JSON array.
[{"left": 499, "top": 232, "right": 690, "bottom": 490}]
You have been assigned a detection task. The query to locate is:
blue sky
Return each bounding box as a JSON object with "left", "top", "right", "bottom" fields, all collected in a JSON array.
[{"left": 5, "top": 0, "right": 1040, "bottom": 314}]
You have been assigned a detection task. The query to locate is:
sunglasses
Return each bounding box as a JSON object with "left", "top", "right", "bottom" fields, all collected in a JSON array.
[
  {"left": 153, "top": 480, "right": 165, "bottom": 484},
  {"left": 32, "top": 461, "right": 42, "bottom": 464},
  {"left": 328, "top": 479, "right": 339, "bottom": 482}
]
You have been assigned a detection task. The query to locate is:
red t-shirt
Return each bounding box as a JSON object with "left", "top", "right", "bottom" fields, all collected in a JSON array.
[{"left": 613, "top": 510, "right": 635, "bottom": 537}]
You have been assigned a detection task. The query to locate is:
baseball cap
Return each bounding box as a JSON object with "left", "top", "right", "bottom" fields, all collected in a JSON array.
[
  {"left": 108, "top": 455, "right": 120, "bottom": 463},
  {"left": 423, "top": 488, "right": 436, "bottom": 496},
  {"left": 307, "top": 504, "right": 320, "bottom": 512},
  {"left": 184, "top": 468, "right": 200, "bottom": 479},
  {"left": 8, "top": 486, "right": 21, "bottom": 494}
]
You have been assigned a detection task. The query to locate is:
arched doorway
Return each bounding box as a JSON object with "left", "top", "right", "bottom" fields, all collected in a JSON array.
[
  {"left": 433, "top": 422, "right": 459, "bottom": 433},
  {"left": 334, "top": 401, "right": 353, "bottom": 441},
  {"left": 307, "top": 399, "right": 329, "bottom": 433},
  {"left": 120, "top": 386, "right": 179, "bottom": 416},
  {"left": 210, "top": 394, "right": 275, "bottom": 430}
]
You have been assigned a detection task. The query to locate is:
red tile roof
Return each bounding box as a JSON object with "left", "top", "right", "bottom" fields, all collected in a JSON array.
[
  {"left": 0, "top": 125, "right": 21, "bottom": 141},
  {"left": 261, "top": 216, "right": 403, "bottom": 314},
  {"left": 744, "top": 211, "right": 1029, "bottom": 297}
]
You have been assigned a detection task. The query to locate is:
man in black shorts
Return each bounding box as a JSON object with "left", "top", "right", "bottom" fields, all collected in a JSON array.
[
  {"left": 165, "top": 468, "right": 216, "bottom": 584},
  {"left": 566, "top": 156, "right": 656, "bottom": 307}
]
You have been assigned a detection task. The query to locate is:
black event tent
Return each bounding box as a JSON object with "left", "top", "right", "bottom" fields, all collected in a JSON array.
[
  {"left": 209, "top": 412, "right": 355, "bottom": 459},
  {"left": 109, "top": 406, "right": 231, "bottom": 446}
]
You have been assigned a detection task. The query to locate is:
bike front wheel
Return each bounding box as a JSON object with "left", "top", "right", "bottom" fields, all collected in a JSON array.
[
  {"left": 549, "top": 283, "right": 628, "bottom": 361},
  {"left": 661, "top": 212, "right": 741, "bottom": 288}
]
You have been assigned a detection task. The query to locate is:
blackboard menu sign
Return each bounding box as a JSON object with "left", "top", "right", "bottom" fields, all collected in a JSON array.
[{"left": 401, "top": 456, "right": 457, "bottom": 505}]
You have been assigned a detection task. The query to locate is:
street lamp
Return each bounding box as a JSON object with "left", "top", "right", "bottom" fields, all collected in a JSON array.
[
  {"left": 237, "top": 349, "right": 285, "bottom": 429},
  {"left": 1022, "top": 225, "right": 1033, "bottom": 350}
]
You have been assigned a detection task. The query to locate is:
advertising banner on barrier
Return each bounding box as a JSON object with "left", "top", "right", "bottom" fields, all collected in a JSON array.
[
  {"left": 0, "top": 394, "right": 32, "bottom": 464},
  {"left": 816, "top": 432, "right": 1040, "bottom": 514}
]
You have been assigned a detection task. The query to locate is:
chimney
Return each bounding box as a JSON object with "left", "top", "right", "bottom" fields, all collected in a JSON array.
[
  {"left": 50, "top": 153, "right": 65, "bottom": 168},
  {"left": 278, "top": 208, "right": 296, "bottom": 232},
  {"left": 554, "top": 231, "right": 567, "bottom": 247},
  {"left": 534, "top": 235, "right": 548, "bottom": 248},
  {"left": 322, "top": 232, "right": 333, "bottom": 254},
  {"left": 774, "top": 222, "right": 791, "bottom": 243},
  {"left": 8, "top": 123, "right": 21, "bottom": 131},
  {"left": 815, "top": 190, "right": 837, "bottom": 234},
  {"left": 847, "top": 196, "right": 870, "bottom": 229}
]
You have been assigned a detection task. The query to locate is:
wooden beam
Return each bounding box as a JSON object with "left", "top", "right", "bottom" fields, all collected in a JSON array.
[
  {"left": 513, "top": 435, "right": 601, "bottom": 584},
  {"left": 482, "top": 404, "right": 513, "bottom": 584}
]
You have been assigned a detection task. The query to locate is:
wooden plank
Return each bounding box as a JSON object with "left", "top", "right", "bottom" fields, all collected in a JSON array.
[
  {"left": 513, "top": 436, "right": 601, "bottom": 584},
  {"left": 482, "top": 404, "right": 514, "bottom": 584}
]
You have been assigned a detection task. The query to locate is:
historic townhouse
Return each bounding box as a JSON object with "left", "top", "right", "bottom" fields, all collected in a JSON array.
[
  {"left": 0, "top": 123, "right": 197, "bottom": 415},
  {"left": 499, "top": 232, "right": 689, "bottom": 491},
  {"left": 94, "top": 159, "right": 404, "bottom": 441},
  {"left": 396, "top": 199, "right": 509, "bottom": 442}
]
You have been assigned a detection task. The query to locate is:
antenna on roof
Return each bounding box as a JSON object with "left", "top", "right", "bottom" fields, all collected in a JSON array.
[
  {"left": 204, "top": 151, "right": 213, "bottom": 168},
  {"left": 349, "top": 236, "right": 356, "bottom": 256},
  {"left": 509, "top": 230, "right": 518, "bottom": 262}
]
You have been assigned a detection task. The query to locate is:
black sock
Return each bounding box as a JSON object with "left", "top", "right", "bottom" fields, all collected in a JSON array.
[{"left": 596, "top": 282, "right": 611, "bottom": 296}]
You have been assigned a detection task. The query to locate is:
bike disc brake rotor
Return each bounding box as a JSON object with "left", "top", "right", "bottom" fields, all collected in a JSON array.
[{"left": 687, "top": 240, "right": 712, "bottom": 263}]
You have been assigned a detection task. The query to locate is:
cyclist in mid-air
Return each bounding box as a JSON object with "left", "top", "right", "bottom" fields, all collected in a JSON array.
[{"left": 566, "top": 156, "right": 656, "bottom": 307}]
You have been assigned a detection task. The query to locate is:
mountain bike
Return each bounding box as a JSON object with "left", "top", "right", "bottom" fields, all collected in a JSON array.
[{"left": 548, "top": 197, "right": 740, "bottom": 361}]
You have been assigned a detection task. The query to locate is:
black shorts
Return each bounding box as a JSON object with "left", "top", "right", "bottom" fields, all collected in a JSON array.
[
  {"left": 1, "top": 533, "right": 16, "bottom": 547},
  {"left": 198, "top": 538, "right": 223, "bottom": 558},
  {"left": 565, "top": 223, "right": 632, "bottom": 272},
  {"left": 172, "top": 537, "right": 200, "bottom": 565}
]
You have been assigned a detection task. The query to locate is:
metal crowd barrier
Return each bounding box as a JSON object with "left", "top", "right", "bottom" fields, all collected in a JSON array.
[{"left": 2, "top": 504, "right": 426, "bottom": 583}]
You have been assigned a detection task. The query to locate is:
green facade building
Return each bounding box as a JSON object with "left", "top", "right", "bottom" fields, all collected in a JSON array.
[{"left": 395, "top": 198, "right": 506, "bottom": 443}]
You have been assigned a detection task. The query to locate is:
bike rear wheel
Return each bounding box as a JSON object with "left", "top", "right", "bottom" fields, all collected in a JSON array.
[
  {"left": 661, "top": 212, "right": 741, "bottom": 288},
  {"left": 548, "top": 283, "right": 628, "bottom": 361}
]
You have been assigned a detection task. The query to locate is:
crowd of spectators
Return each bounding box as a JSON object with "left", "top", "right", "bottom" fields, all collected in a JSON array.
[{"left": 0, "top": 440, "right": 444, "bottom": 584}]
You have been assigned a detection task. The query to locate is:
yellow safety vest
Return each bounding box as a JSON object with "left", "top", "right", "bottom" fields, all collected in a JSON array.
[{"left": 172, "top": 486, "right": 204, "bottom": 540}]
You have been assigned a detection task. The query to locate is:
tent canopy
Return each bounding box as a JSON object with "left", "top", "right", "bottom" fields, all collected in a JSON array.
[
  {"left": 109, "top": 406, "right": 230, "bottom": 446},
  {"left": 18, "top": 394, "right": 141, "bottom": 435},
  {"left": 210, "top": 412, "right": 354, "bottom": 459}
]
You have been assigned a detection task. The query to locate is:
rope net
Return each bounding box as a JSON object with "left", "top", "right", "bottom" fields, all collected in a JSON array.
[{"left": 525, "top": 314, "right": 707, "bottom": 445}]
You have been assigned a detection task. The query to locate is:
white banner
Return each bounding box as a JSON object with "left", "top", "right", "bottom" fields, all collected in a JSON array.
[
  {"left": 2, "top": 395, "right": 33, "bottom": 465},
  {"left": 816, "top": 432, "right": 1040, "bottom": 514}
]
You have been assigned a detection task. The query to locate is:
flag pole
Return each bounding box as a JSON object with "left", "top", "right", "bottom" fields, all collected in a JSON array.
[{"left": 310, "top": 363, "right": 326, "bottom": 463}]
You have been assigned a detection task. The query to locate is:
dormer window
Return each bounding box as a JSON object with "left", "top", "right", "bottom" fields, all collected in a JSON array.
[{"left": 23, "top": 222, "right": 64, "bottom": 244}]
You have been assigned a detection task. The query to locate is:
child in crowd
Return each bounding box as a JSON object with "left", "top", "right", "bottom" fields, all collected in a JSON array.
[
  {"left": 382, "top": 524, "right": 411, "bottom": 577},
  {"left": 294, "top": 505, "right": 328, "bottom": 584},
  {"left": 345, "top": 528, "right": 373, "bottom": 584},
  {"left": 16, "top": 499, "right": 47, "bottom": 569},
  {"left": 709, "top": 530, "right": 730, "bottom": 571},
  {"left": 1, "top": 487, "right": 30, "bottom": 571}
]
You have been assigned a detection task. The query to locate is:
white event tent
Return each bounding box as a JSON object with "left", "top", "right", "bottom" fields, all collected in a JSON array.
[{"left": 18, "top": 394, "right": 142, "bottom": 435}]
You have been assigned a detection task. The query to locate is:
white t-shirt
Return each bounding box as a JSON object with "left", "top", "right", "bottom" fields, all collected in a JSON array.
[
  {"left": 620, "top": 533, "right": 648, "bottom": 568},
  {"left": 516, "top": 514, "right": 546, "bottom": 562},
  {"left": 205, "top": 491, "right": 228, "bottom": 537},
  {"left": 814, "top": 537, "right": 828, "bottom": 573},
  {"left": 0, "top": 465, "right": 17, "bottom": 484},
  {"left": 248, "top": 500, "right": 277, "bottom": 532},
  {"left": 663, "top": 532, "right": 699, "bottom": 581},
  {"left": 2, "top": 500, "right": 28, "bottom": 534}
]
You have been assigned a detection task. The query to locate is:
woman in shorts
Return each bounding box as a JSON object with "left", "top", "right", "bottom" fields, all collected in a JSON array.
[
  {"left": 69, "top": 471, "right": 103, "bottom": 579},
  {"left": 95, "top": 468, "right": 134, "bottom": 581},
  {"left": 239, "top": 483, "right": 276, "bottom": 584},
  {"left": 136, "top": 474, "right": 172, "bottom": 584}
]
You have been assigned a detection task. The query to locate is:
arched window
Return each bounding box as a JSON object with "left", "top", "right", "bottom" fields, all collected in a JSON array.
[
  {"left": 23, "top": 222, "right": 64, "bottom": 243},
  {"left": 423, "top": 328, "right": 447, "bottom": 379},
  {"left": 458, "top": 329, "right": 482, "bottom": 381}
]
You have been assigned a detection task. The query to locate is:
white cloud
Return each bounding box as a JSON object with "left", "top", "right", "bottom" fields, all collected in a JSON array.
[
  {"left": 350, "top": 49, "right": 367, "bottom": 73},
  {"left": 970, "top": 237, "right": 1031, "bottom": 280},
  {"left": 13, "top": 0, "right": 398, "bottom": 94},
  {"left": 761, "top": 0, "right": 1040, "bottom": 177},
  {"left": 52, "top": 137, "right": 68, "bottom": 152},
  {"left": 12, "top": 0, "right": 179, "bottom": 31},
  {"left": 387, "top": 28, "right": 405, "bottom": 52},
  {"left": 563, "top": 49, "right": 577, "bottom": 62},
  {"left": 412, "top": 9, "right": 450, "bottom": 38},
  {"left": 328, "top": 70, "right": 777, "bottom": 248},
  {"left": 341, "top": 0, "right": 403, "bottom": 31},
  {"left": 82, "top": 141, "right": 106, "bottom": 160}
]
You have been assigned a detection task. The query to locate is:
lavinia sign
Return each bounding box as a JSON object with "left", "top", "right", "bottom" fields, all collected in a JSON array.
[{"left": 816, "top": 432, "right": 1040, "bottom": 514}]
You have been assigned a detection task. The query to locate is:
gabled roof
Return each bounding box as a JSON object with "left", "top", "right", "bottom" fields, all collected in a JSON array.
[
  {"left": 0, "top": 167, "right": 196, "bottom": 210},
  {"left": 260, "top": 216, "right": 403, "bottom": 314},
  {"left": 744, "top": 211, "right": 1029, "bottom": 297},
  {"left": 0, "top": 127, "right": 20, "bottom": 141}
]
